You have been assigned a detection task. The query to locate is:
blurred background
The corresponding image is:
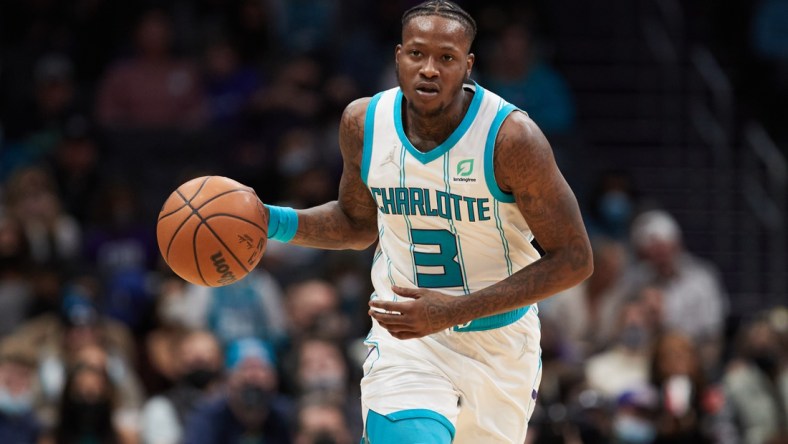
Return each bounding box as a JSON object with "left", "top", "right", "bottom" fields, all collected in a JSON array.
[{"left": 0, "top": 0, "right": 786, "bottom": 443}]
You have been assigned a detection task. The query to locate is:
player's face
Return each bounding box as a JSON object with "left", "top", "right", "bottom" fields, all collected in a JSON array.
[{"left": 396, "top": 16, "right": 474, "bottom": 117}]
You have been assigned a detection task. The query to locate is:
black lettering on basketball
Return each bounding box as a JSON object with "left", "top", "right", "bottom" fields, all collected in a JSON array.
[{"left": 211, "top": 251, "right": 237, "bottom": 283}]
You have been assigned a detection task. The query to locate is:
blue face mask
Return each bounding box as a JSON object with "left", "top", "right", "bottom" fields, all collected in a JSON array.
[
  {"left": 0, "top": 386, "right": 33, "bottom": 416},
  {"left": 599, "top": 191, "right": 632, "bottom": 232},
  {"left": 613, "top": 414, "right": 656, "bottom": 444}
]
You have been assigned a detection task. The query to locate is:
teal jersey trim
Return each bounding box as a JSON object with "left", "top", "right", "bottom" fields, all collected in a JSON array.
[
  {"left": 380, "top": 225, "right": 396, "bottom": 290},
  {"left": 394, "top": 82, "right": 485, "bottom": 165},
  {"left": 362, "top": 331, "right": 381, "bottom": 376},
  {"left": 443, "top": 155, "right": 470, "bottom": 294},
  {"left": 453, "top": 305, "right": 529, "bottom": 332},
  {"left": 365, "top": 409, "right": 455, "bottom": 443},
  {"left": 400, "top": 147, "right": 418, "bottom": 286},
  {"left": 493, "top": 199, "right": 513, "bottom": 276},
  {"left": 525, "top": 344, "right": 543, "bottom": 419},
  {"left": 362, "top": 92, "right": 385, "bottom": 185},
  {"left": 484, "top": 103, "right": 517, "bottom": 203}
]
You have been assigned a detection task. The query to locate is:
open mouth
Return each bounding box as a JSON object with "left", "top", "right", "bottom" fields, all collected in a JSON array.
[{"left": 415, "top": 84, "right": 440, "bottom": 97}]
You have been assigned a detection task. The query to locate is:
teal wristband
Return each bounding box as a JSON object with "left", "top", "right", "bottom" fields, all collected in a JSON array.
[{"left": 265, "top": 204, "right": 298, "bottom": 243}]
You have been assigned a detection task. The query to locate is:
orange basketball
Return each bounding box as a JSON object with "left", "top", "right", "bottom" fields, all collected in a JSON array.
[{"left": 156, "top": 176, "right": 268, "bottom": 287}]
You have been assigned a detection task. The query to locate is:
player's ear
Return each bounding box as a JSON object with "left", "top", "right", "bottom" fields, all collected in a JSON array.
[
  {"left": 395, "top": 44, "right": 402, "bottom": 70},
  {"left": 466, "top": 52, "right": 475, "bottom": 79}
]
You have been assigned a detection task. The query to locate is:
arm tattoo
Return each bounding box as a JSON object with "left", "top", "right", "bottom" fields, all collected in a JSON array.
[{"left": 447, "top": 112, "right": 592, "bottom": 322}]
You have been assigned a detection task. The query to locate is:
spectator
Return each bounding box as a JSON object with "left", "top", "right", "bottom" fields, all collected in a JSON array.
[
  {"left": 224, "top": 0, "right": 279, "bottom": 65},
  {"left": 540, "top": 236, "right": 630, "bottom": 359},
  {"left": 8, "top": 274, "right": 144, "bottom": 431},
  {"left": 290, "top": 338, "right": 348, "bottom": 399},
  {"left": 622, "top": 210, "right": 728, "bottom": 374},
  {"left": 1, "top": 53, "right": 83, "bottom": 144},
  {"left": 140, "top": 330, "right": 223, "bottom": 444},
  {"left": 723, "top": 311, "right": 788, "bottom": 444},
  {"left": 48, "top": 114, "right": 102, "bottom": 225},
  {"left": 202, "top": 39, "right": 262, "bottom": 127},
  {"left": 294, "top": 394, "right": 353, "bottom": 444},
  {"left": 83, "top": 181, "right": 158, "bottom": 334},
  {"left": 585, "top": 300, "right": 655, "bottom": 399},
  {"left": 0, "top": 216, "right": 35, "bottom": 336},
  {"left": 3, "top": 166, "right": 82, "bottom": 268},
  {"left": 0, "top": 339, "right": 42, "bottom": 444},
  {"left": 611, "top": 386, "right": 659, "bottom": 444},
  {"left": 154, "top": 268, "right": 287, "bottom": 348},
  {"left": 584, "top": 170, "right": 641, "bottom": 242},
  {"left": 183, "top": 338, "right": 292, "bottom": 444},
  {"left": 649, "top": 332, "right": 714, "bottom": 443},
  {"left": 287, "top": 337, "right": 361, "bottom": 440},
  {"left": 52, "top": 359, "right": 125, "bottom": 444},
  {"left": 95, "top": 8, "right": 207, "bottom": 129},
  {"left": 283, "top": 280, "right": 348, "bottom": 344},
  {"left": 481, "top": 22, "right": 576, "bottom": 135}
]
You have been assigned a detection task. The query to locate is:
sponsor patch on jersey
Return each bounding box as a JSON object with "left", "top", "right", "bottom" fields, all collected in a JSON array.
[{"left": 453, "top": 158, "right": 477, "bottom": 183}]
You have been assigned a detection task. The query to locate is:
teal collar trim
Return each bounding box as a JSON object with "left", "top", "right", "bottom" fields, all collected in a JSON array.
[{"left": 394, "top": 82, "right": 485, "bottom": 165}]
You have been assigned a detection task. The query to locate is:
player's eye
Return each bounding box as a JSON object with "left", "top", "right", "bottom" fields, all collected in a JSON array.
[
  {"left": 442, "top": 54, "right": 454, "bottom": 62},
  {"left": 409, "top": 50, "right": 422, "bottom": 57}
]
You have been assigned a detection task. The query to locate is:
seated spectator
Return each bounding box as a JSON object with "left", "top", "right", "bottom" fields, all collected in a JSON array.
[
  {"left": 0, "top": 216, "right": 35, "bottom": 336},
  {"left": 584, "top": 169, "right": 641, "bottom": 242},
  {"left": 95, "top": 8, "right": 207, "bottom": 129},
  {"left": 481, "top": 22, "right": 576, "bottom": 136},
  {"left": 183, "top": 338, "right": 292, "bottom": 444},
  {"left": 47, "top": 114, "right": 102, "bottom": 225},
  {"left": 540, "top": 236, "right": 629, "bottom": 360},
  {"left": 155, "top": 269, "right": 287, "bottom": 348},
  {"left": 723, "top": 310, "right": 788, "bottom": 444},
  {"left": 585, "top": 300, "right": 655, "bottom": 399},
  {"left": 284, "top": 280, "right": 349, "bottom": 344},
  {"left": 611, "top": 386, "right": 659, "bottom": 444},
  {"left": 51, "top": 358, "right": 128, "bottom": 443},
  {"left": 8, "top": 274, "right": 144, "bottom": 431},
  {"left": 0, "top": 53, "right": 88, "bottom": 180},
  {"left": 0, "top": 339, "right": 41, "bottom": 444},
  {"left": 202, "top": 40, "right": 262, "bottom": 127},
  {"left": 83, "top": 181, "right": 158, "bottom": 334},
  {"left": 3, "top": 166, "right": 82, "bottom": 269},
  {"left": 649, "top": 332, "right": 715, "bottom": 443},
  {"left": 621, "top": 210, "right": 728, "bottom": 374},
  {"left": 140, "top": 330, "right": 223, "bottom": 444},
  {"left": 294, "top": 394, "right": 353, "bottom": 444}
]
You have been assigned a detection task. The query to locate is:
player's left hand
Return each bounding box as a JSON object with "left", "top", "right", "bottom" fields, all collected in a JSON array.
[{"left": 368, "top": 286, "right": 461, "bottom": 339}]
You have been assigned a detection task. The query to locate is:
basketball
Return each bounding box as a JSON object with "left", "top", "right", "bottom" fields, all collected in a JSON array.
[{"left": 156, "top": 176, "right": 268, "bottom": 287}]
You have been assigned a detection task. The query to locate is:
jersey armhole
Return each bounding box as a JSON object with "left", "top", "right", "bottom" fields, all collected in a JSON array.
[
  {"left": 484, "top": 103, "right": 518, "bottom": 203},
  {"left": 361, "top": 92, "right": 384, "bottom": 185}
]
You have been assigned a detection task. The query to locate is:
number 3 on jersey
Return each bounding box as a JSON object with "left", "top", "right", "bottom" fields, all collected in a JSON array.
[{"left": 411, "top": 229, "right": 465, "bottom": 288}]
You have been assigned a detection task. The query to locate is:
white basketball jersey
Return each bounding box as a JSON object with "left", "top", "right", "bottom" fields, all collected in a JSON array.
[{"left": 361, "top": 82, "right": 541, "bottom": 331}]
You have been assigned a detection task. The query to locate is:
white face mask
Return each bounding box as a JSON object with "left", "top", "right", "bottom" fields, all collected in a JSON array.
[
  {"left": 0, "top": 386, "right": 33, "bottom": 416},
  {"left": 613, "top": 414, "right": 656, "bottom": 444}
]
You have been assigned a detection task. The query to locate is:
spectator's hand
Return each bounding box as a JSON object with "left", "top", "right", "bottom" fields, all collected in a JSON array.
[{"left": 368, "top": 286, "right": 460, "bottom": 339}]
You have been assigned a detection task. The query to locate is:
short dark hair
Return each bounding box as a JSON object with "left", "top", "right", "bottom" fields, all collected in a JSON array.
[{"left": 402, "top": 1, "right": 477, "bottom": 45}]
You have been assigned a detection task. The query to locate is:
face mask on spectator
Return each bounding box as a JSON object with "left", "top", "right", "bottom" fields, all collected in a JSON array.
[
  {"left": 238, "top": 383, "right": 272, "bottom": 412},
  {"left": 0, "top": 386, "right": 33, "bottom": 416},
  {"left": 182, "top": 367, "right": 219, "bottom": 389},
  {"left": 599, "top": 191, "right": 632, "bottom": 228},
  {"left": 613, "top": 414, "right": 656, "bottom": 444},
  {"left": 620, "top": 326, "right": 648, "bottom": 350},
  {"left": 71, "top": 398, "right": 111, "bottom": 432}
]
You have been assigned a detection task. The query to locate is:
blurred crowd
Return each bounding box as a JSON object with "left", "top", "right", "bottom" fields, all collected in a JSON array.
[{"left": 0, "top": 1, "right": 786, "bottom": 444}]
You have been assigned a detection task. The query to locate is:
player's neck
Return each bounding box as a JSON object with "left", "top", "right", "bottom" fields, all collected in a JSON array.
[{"left": 404, "top": 89, "right": 472, "bottom": 152}]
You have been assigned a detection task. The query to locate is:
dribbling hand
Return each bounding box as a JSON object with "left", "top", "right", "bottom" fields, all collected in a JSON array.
[{"left": 368, "top": 286, "right": 461, "bottom": 339}]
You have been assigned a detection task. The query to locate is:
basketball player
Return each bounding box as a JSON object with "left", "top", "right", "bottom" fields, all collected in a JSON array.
[{"left": 263, "top": 1, "right": 593, "bottom": 442}]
